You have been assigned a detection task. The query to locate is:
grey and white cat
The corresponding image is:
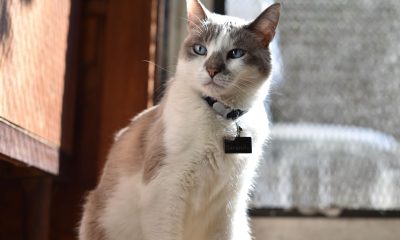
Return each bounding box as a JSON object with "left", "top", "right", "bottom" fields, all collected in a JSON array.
[{"left": 79, "top": 1, "right": 280, "bottom": 239}]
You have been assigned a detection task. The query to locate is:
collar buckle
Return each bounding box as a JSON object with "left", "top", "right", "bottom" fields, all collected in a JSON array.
[{"left": 203, "top": 96, "right": 246, "bottom": 120}]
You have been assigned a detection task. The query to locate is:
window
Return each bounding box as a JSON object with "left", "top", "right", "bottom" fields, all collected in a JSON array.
[{"left": 159, "top": 0, "right": 400, "bottom": 239}]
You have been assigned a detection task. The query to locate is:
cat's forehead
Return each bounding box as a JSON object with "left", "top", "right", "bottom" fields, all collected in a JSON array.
[
  {"left": 183, "top": 13, "right": 268, "bottom": 66},
  {"left": 191, "top": 14, "right": 248, "bottom": 44},
  {"left": 208, "top": 13, "right": 247, "bottom": 27}
]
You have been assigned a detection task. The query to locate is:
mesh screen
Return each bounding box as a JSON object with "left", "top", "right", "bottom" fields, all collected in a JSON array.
[{"left": 252, "top": 0, "right": 400, "bottom": 212}]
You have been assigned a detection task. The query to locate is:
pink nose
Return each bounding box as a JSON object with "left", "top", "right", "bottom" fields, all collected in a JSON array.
[{"left": 207, "top": 68, "right": 219, "bottom": 78}]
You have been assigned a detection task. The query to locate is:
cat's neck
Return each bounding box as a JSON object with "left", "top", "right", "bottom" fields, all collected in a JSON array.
[{"left": 166, "top": 72, "right": 269, "bottom": 113}]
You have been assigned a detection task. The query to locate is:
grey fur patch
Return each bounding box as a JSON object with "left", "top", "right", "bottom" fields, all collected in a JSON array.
[
  {"left": 181, "top": 22, "right": 222, "bottom": 60},
  {"left": 80, "top": 191, "right": 108, "bottom": 240},
  {"left": 232, "top": 28, "right": 272, "bottom": 75},
  {"left": 79, "top": 106, "right": 166, "bottom": 239},
  {"left": 204, "top": 51, "right": 226, "bottom": 73},
  {"left": 142, "top": 108, "right": 166, "bottom": 183}
]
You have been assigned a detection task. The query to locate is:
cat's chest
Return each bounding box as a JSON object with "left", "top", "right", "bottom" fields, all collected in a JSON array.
[
  {"left": 164, "top": 99, "right": 258, "bottom": 168},
  {"left": 180, "top": 120, "right": 250, "bottom": 197},
  {"left": 165, "top": 109, "right": 244, "bottom": 175},
  {"left": 165, "top": 107, "right": 239, "bottom": 153}
]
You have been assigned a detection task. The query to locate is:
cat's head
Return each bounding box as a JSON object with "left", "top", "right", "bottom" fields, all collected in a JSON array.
[{"left": 177, "top": 0, "right": 280, "bottom": 107}]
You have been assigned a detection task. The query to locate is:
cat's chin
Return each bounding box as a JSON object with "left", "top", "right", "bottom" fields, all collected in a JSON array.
[{"left": 201, "top": 82, "right": 226, "bottom": 97}]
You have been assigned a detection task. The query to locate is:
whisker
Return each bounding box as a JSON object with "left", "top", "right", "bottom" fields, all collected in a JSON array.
[
  {"left": 143, "top": 60, "right": 174, "bottom": 74},
  {"left": 180, "top": 16, "right": 206, "bottom": 35}
]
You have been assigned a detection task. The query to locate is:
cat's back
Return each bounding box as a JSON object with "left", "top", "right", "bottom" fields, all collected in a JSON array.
[
  {"left": 79, "top": 104, "right": 165, "bottom": 240},
  {"left": 104, "top": 104, "right": 165, "bottom": 181}
]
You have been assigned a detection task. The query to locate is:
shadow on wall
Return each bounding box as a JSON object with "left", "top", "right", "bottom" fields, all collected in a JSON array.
[
  {"left": 20, "top": 0, "right": 33, "bottom": 4},
  {"left": 0, "top": 0, "right": 33, "bottom": 66},
  {"left": 0, "top": 0, "right": 11, "bottom": 66},
  {"left": 0, "top": 0, "right": 11, "bottom": 46}
]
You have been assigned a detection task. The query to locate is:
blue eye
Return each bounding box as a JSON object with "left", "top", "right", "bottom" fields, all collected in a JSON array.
[
  {"left": 193, "top": 44, "right": 207, "bottom": 56},
  {"left": 227, "top": 49, "right": 246, "bottom": 59}
]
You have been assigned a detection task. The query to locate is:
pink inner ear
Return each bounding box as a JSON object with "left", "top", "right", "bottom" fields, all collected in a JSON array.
[
  {"left": 255, "top": 21, "right": 276, "bottom": 46},
  {"left": 249, "top": 3, "right": 280, "bottom": 46},
  {"left": 187, "top": 0, "right": 207, "bottom": 29}
]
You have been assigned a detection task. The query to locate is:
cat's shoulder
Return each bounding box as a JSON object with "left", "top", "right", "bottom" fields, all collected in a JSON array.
[
  {"left": 131, "top": 105, "right": 162, "bottom": 125},
  {"left": 114, "top": 105, "right": 162, "bottom": 142}
]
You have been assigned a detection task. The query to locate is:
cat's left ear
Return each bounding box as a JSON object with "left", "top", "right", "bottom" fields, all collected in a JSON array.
[
  {"left": 186, "top": 0, "right": 210, "bottom": 31},
  {"left": 247, "top": 3, "right": 281, "bottom": 47}
]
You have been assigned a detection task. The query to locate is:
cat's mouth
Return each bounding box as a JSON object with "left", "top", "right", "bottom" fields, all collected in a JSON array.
[
  {"left": 204, "top": 80, "right": 224, "bottom": 89},
  {"left": 202, "top": 77, "right": 227, "bottom": 91},
  {"left": 202, "top": 82, "right": 226, "bottom": 96}
]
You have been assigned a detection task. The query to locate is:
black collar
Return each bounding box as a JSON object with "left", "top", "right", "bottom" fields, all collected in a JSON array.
[{"left": 203, "top": 96, "right": 246, "bottom": 121}]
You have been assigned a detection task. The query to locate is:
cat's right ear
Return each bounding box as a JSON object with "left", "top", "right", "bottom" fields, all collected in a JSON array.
[{"left": 186, "top": 0, "right": 209, "bottom": 31}]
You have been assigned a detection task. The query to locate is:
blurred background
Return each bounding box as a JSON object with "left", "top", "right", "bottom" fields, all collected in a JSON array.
[{"left": 0, "top": 0, "right": 399, "bottom": 239}]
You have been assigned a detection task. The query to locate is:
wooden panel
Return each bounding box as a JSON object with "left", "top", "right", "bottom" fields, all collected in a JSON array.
[
  {"left": 70, "top": 0, "right": 154, "bottom": 187},
  {"left": 0, "top": 0, "right": 76, "bottom": 239},
  {"left": 0, "top": 0, "right": 70, "bottom": 146},
  {"left": 50, "top": 0, "right": 157, "bottom": 239},
  {"left": 98, "top": 0, "right": 153, "bottom": 171},
  {"left": 73, "top": 0, "right": 107, "bottom": 188},
  {"left": 0, "top": 161, "right": 52, "bottom": 240},
  {"left": 21, "top": 177, "right": 52, "bottom": 240},
  {"left": 0, "top": 178, "right": 24, "bottom": 239},
  {"left": 0, "top": 118, "right": 59, "bottom": 174}
]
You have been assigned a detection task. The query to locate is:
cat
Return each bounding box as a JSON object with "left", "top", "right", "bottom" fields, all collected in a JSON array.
[{"left": 79, "top": 1, "right": 280, "bottom": 239}]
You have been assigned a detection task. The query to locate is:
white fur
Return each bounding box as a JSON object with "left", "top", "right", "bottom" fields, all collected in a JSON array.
[
  {"left": 95, "top": 67, "right": 270, "bottom": 240},
  {"left": 87, "top": 12, "right": 272, "bottom": 240}
]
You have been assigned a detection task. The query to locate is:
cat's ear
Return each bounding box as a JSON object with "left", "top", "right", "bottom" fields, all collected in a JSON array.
[
  {"left": 247, "top": 3, "right": 281, "bottom": 47},
  {"left": 186, "top": 0, "right": 209, "bottom": 30}
]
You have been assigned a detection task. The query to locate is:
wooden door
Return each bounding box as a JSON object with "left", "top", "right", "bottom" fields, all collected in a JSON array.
[
  {"left": 50, "top": 0, "right": 158, "bottom": 239},
  {"left": 0, "top": 0, "right": 72, "bottom": 239},
  {"left": 0, "top": 0, "right": 158, "bottom": 239}
]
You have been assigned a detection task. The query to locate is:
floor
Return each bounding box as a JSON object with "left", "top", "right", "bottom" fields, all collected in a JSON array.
[{"left": 251, "top": 218, "right": 400, "bottom": 240}]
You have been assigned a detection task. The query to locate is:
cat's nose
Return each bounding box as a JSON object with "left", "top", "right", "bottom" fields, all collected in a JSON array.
[{"left": 207, "top": 68, "right": 219, "bottom": 78}]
